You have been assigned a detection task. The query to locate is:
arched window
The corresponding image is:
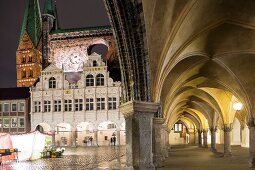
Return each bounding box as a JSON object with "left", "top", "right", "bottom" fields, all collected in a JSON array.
[
  {"left": 86, "top": 74, "right": 94, "bottom": 86},
  {"left": 49, "top": 77, "right": 56, "bottom": 88},
  {"left": 28, "top": 56, "right": 32, "bottom": 62},
  {"left": 22, "top": 70, "right": 26, "bottom": 78},
  {"left": 93, "top": 60, "right": 97, "bottom": 66},
  {"left": 29, "top": 70, "right": 33, "bottom": 77},
  {"left": 96, "top": 74, "right": 104, "bottom": 86}
]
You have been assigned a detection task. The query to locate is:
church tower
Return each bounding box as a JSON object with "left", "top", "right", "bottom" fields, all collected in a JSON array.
[
  {"left": 16, "top": 0, "right": 42, "bottom": 87},
  {"left": 42, "top": 0, "right": 58, "bottom": 65}
]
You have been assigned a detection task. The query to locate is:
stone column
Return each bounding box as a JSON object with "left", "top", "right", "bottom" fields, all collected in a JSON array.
[
  {"left": 249, "top": 119, "right": 255, "bottom": 167},
  {"left": 162, "top": 124, "right": 170, "bottom": 157},
  {"left": 52, "top": 130, "right": 56, "bottom": 146},
  {"left": 117, "top": 129, "right": 121, "bottom": 146},
  {"left": 223, "top": 124, "right": 232, "bottom": 157},
  {"left": 94, "top": 130, "right": 98, "bottom": 146},
  {"left": 189, "top": 130, "right": 196, "bottom": 144},
  {"left": 71, "top": 127, "right": 77, "bottom": 147},
  {"left": 210, "top": 127, "right": 217, "bottom": 152},
  {"left": 203, "top": 129, "right": 208, "bottom": 148},
  {"left": 152, "top": 117, "right": 165, "bottom": 168},
  {"left": 120, "top": 101, "right": 159, "bottom": 170},
  {"left": 198, "top": 129, "right": 203, "bottom": 147}
]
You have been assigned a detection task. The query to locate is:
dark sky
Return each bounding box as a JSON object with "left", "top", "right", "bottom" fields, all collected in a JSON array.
[{"left": 0, "top": 0, "right": 110, "bottom": 88}]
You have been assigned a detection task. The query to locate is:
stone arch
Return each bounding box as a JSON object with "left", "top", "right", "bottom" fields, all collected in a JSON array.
[
  {"left": 55, "top": 122, "right": 72, "bottom": 146},
  {"left": 34, "top": 122, "right": 51, "bottom": 133},
  {"left": 231, "top": 117, "right": 241, "bottom": 145}
]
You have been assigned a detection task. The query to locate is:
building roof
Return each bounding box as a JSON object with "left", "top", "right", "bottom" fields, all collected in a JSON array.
[
  {"left": 19, "top": 0, "right": 42, "bottom": 47},
  {"left": 0, "top": 87, "right": 30, "bottom": 100},
  {"left": 43, "top": 0, "right": 55, "bottom": 16},
  {"left": 50, "top": 25, "right": 112, "bottom": 34}
]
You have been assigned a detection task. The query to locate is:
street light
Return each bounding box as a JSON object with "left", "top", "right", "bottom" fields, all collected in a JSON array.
[{"left": 233, "top": 102, "right": 243, "bottom": 111}]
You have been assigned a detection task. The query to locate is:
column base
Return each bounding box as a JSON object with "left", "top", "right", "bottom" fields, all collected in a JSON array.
[
  {"left": 210, "top": 148, "right": 217, "bottom": 152},
  {"left": 162, "top": 147, "right": 169, "bottom": 158},
  {"left": 224, "top": 152, "right": 232, "bottom": 157},
  {"left": 153, "top": 154, "right": 164, "bottom": 168},
  {"left": 249, "top": 157, "right": 255, "bottom": 168},
  {"left": 126, "top": 164, "right": 155, "bottom": 170}
]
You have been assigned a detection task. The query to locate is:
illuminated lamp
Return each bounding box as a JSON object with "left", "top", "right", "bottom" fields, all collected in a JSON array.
[{"left": 233, "top": 102, "right": 243, "bottom": 111}]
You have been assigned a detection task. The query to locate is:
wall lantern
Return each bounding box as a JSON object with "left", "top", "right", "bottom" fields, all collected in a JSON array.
[{"left": 233, "top": 102, "right": 243, "bottom": 111}]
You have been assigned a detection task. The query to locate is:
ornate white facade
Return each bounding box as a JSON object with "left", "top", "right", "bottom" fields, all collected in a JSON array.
[{"left": 30, "top": 52, "right": 125, "bottom": 146}]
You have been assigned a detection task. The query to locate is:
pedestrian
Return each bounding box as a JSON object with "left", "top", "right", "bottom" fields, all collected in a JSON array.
[
  {"left": 110, "top": 137, "right": 113, "bottom": 145},
  {"left": 89, "top": 136, "right": 93, "bottom": 146},
  {"left": 113, "top": 136, "right": 116, "bottom": 146}
]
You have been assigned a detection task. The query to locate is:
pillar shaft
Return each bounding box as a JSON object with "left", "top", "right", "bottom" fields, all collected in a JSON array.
[
  {"left": 249, "top": 119, "right": 255, "bottom": 167},
  {"left": 203, "top": 129, "right": 208, "bottom": 148},
  {"left": 120, "top": 101, "right": 159, "bottom": 170},
  {"left": 117, "top": 130, "right": 121, "bottom": 145},
  {"left": 210, "top": 127, "right": 217, "bottom": 152},
  {"left": 94, "top": 130, "right": 98, "bottom": 146},
  {"left": 198, "top": 130, "right": 202, "bottom": 147},
  {"left": 153, "top": 118, "right": 165, "bottom": 168},
  {"left": 223, "top": 124, "right": 232, "bottom": 157}
]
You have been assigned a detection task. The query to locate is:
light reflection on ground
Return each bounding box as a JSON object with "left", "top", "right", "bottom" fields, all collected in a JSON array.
[{"left": 1, "top": 146, "right": 126, "bottom": 170}]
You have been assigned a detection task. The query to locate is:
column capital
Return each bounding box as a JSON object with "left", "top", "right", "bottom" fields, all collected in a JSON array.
[
  {"left": 222, "top": 124, "right": 233, "bottom": 132},
  {"left": 162, "top": 124, "right": 171, "bottom": 132},
  {"left": 153, "top": 117, "right": 165, "bottom": 125},
  {"left": 210, "top": 127, "right": 217, "bottom": 132},
  {"left": 120, "top": 100, "right": 160, "bottom": 118},
  {"left": 202, "top": 129, "right": 208, "bottom": 133}
]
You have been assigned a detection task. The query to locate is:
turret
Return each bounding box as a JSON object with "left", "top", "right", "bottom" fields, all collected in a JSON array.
[{"left": 42, "top": 0, "right": 58, "bottom": 65}]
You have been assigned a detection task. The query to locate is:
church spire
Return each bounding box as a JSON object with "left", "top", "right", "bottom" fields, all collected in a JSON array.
[{"left": 19, "top": 0, "right": 42, "bottom": 47}]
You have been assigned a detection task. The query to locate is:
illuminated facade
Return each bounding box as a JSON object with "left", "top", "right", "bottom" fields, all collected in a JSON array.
[{"left": 30, "top": 52, "right": 124, "bottom": 146}]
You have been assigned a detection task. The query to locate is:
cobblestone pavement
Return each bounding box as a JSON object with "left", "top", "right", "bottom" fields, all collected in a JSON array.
[{"left": 0, "top": 146, "right": 126, "bottom": 170}]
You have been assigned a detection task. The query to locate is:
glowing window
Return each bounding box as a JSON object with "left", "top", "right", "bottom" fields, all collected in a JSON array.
[{"left": 174, "top": 123, "right": 183, "bottom": 132}]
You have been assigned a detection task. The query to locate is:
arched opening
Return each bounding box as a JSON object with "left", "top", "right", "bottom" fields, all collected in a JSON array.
[
  {"left": 55, "top": 123, "right": 72, "bottom": 146},
  {"left": 98, "top": 121, "right": 117, "bottom": 146},
  {"left": 35, "top": 125, "right": 44, "bottom": 133},
  {"left": 76, "top": 122, "right": 95, "bottom": 146},
  {"left": 231, "top": 118, "right": 241, "bottom": 145},
  {"left": 87, "top": 44, "right": 108, "bottom": 60}
]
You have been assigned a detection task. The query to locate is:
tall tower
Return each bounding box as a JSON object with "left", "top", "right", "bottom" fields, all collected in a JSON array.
[
  {"left": 42, "top": 0, "right": 58, "bottom": 65},
  {"left": 16, "top": 0, "right": 42, "bottom": 87}
]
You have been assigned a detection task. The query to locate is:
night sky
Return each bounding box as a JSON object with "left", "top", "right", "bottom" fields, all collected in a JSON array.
[{"left": 0, "top": 0, "right": 110, "bottom": 88}]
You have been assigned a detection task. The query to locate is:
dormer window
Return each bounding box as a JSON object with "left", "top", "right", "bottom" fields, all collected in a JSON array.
[{"left": 49, "top": 77, "right": 56, "bottom": 89}]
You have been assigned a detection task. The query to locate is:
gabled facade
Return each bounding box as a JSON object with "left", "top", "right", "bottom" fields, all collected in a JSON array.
[{"left": 30, "top": 53, "right": 124, "bottom": 146}]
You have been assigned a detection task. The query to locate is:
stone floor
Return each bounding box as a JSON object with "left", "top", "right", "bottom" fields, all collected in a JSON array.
[
  {"left": 159, "top": 144, "right": 251, "bottom": 170},
  {"left": 0, "top": 144, "right": 252, "bottom": 170},
  {"left": 1, "top": 146, "right": 126, "bottom": 170}
]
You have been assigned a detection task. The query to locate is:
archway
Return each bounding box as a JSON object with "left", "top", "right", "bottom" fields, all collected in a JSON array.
[
  {"left": 232, "top": 118, "right": 241, "bottom": 145},
  {"left": 55, "top": 123, "right": 72, "bottom": 146},
  {"left": 97, "top": 121, "right": 117, "bottom": 146},
  {"left": 76, "top": 122, "right": 95, "bottom": 146}
]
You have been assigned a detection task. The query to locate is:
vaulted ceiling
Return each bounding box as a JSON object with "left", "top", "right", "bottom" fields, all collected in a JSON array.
[{"left": 142, "top": 0, "right": 255, "bottom": 129}]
